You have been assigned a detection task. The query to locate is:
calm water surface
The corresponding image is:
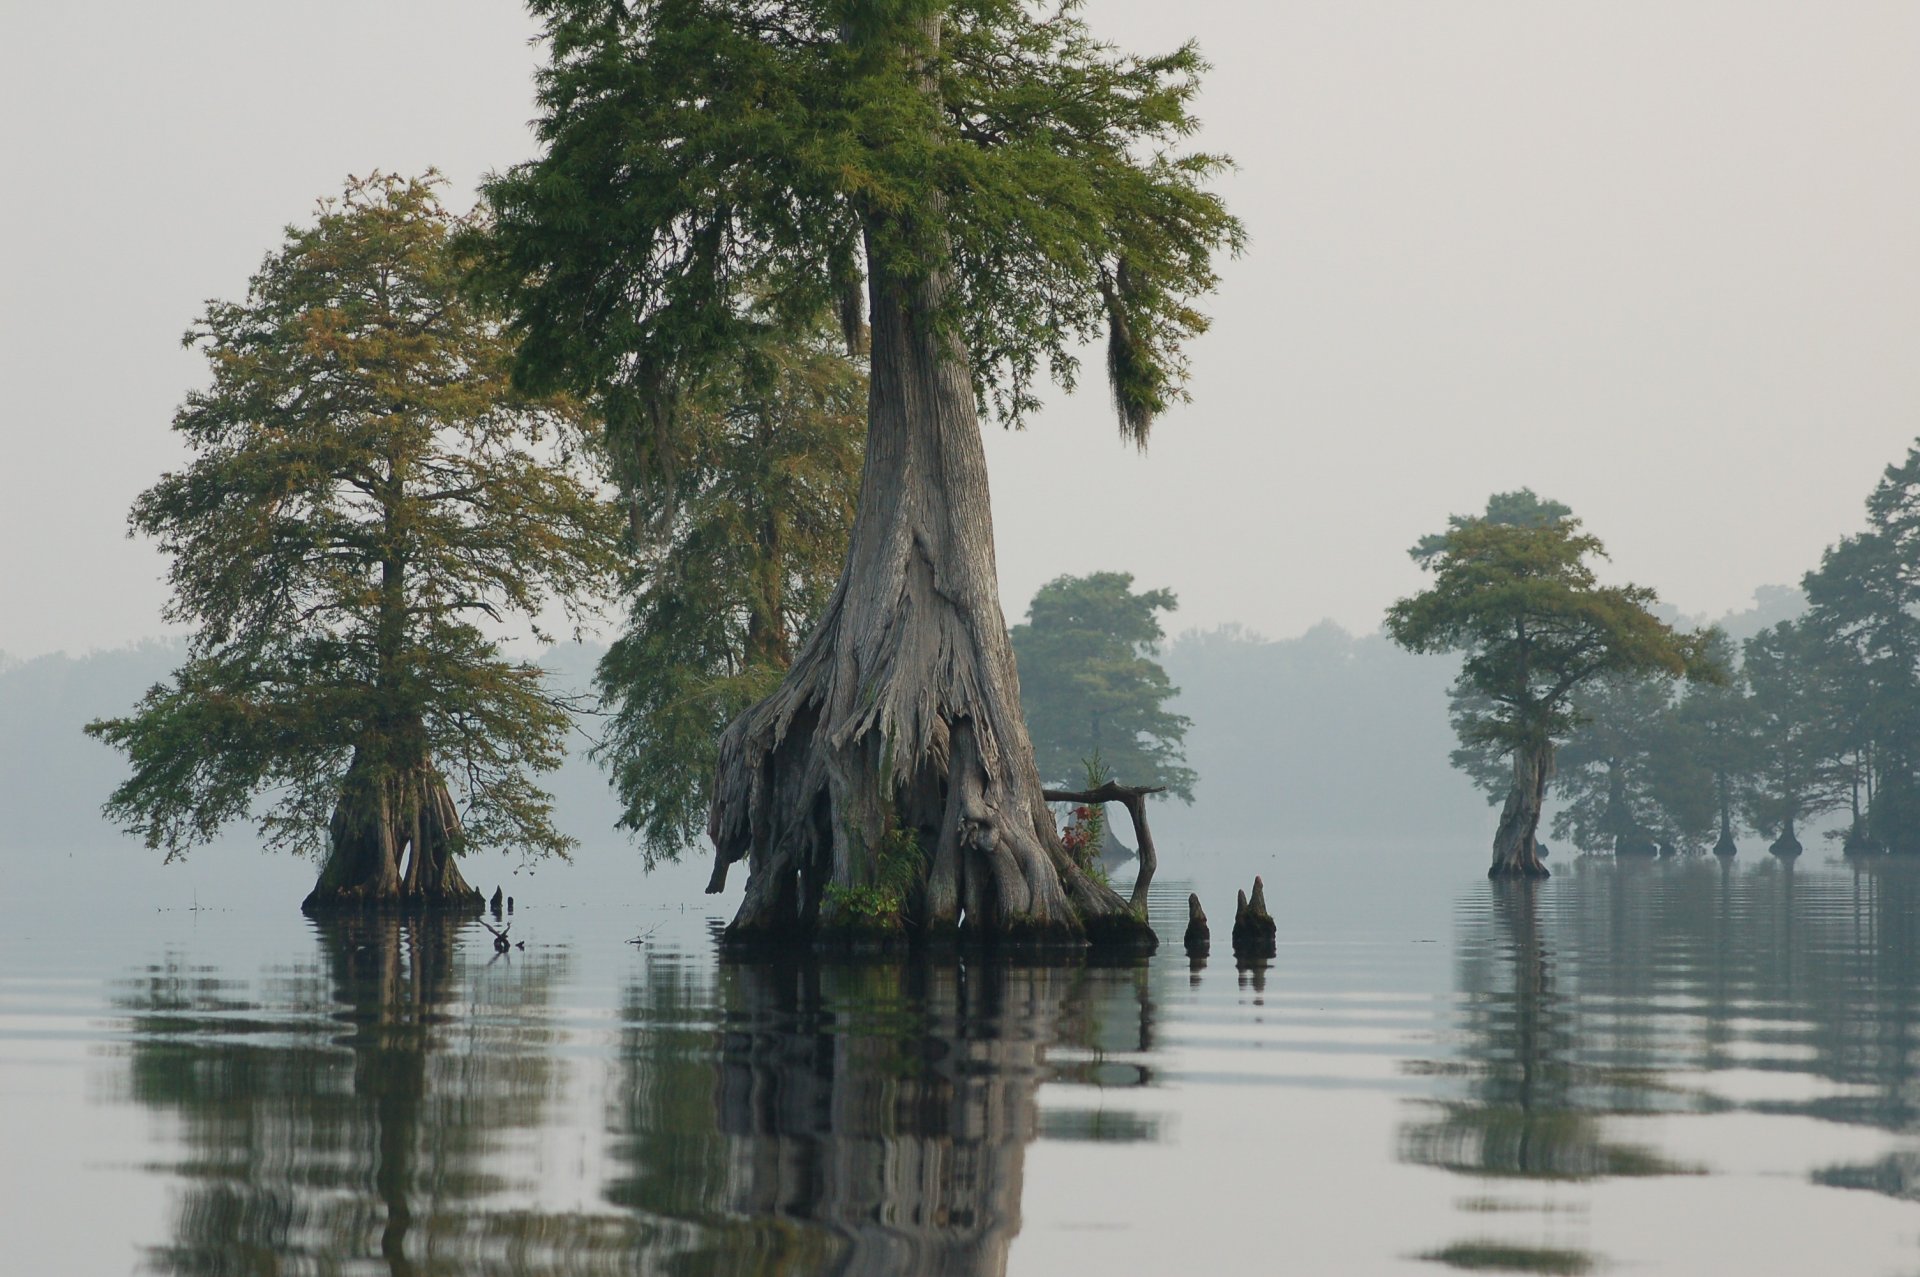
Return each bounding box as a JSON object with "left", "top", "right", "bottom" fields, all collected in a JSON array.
[{"left": 7, "top": 851, "right": 1920, "bottom": 1275}]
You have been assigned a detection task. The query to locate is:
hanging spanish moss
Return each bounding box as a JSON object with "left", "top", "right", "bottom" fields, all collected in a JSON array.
[{"left": 1103, "top": 259, "right": 1164, "bottom": 449}]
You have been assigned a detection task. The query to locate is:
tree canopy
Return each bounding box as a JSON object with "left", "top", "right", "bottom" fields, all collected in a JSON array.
[
  {"left": 1390, "top": 504, "right": 1711, "bottom": 757},
  {"left": 478, "top": 0, "right": 1243, "bottom": 447},
  {"left": 1010, "top": 571, "right": 1194, "bottom": 800},
  {"left": 87, "top": 174, "right": 619, "bottom": 904}
]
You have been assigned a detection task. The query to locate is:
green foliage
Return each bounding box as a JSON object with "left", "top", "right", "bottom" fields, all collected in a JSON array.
[
  {"left": 1412, "top": 487, "right": 1571, "bottom": 563},
  {"left": 476, "top": 0, "right": 1243, "bottom": 455},
  {"left": 1803, "top": 445, "right": 1920, "bottom": 851},
  {"left": 1550, "top": 674, "right": 1714, "bottom": 853},
  {"left": 1011, "top": 572, "right": 1195, "bottom": 798},
  {"left": 1387, "top": 493, "right": 1715, "bottom": 797},
  {"left": 86, "top": 174, "right": 621, "bottom": 861},
  {"left": 824, "top": 825, "right": 923, "bottom": 918},
  {"left": 1740, "top": 619, "right": 1850, "bottom": 840},
  {"left": 592, "top": 330, "right": 864, "bottom": 865}
]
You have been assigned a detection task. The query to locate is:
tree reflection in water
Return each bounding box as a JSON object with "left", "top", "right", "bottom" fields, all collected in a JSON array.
[
  {"left": 116, "top": 915, "right": 566, "bottom": 1275},
  {"left": 116, "top": 926, "right": 1162, "bottom": 1276},
  {"left": 1404, "top": 860, "right": 1920, "bottom": 1269},
  {"left": 1399, "top": 881, "right": 1691, "bottom": 1185},
  {"left": 607, "top": 955, "right": 1162, "bottom": 1277}
]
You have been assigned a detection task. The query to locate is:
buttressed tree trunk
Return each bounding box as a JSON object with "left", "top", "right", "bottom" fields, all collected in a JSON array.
[
  {"left": 303, "top": 744, "right": 483, "bottom": 913},
  {"left": 1713, "top": 782, "right": 1738, "bottom": 859},
  {"left": 1489, "top": 741, "right": 1552, "bottom": 879},
  {"left": 707, "top": 232, "right": 1151, "bottom": 950}
]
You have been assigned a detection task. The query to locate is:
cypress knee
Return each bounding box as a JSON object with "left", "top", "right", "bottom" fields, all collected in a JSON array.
[
  {"left": 1183, "top": 893, "right": 1209, "bottom": 957},
  {"left": 1232, "top": 876, "right": 1276, "bottom": 958}
]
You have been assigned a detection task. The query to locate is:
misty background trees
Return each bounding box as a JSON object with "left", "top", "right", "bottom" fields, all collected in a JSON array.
[
  {"left": 1426, "top": 438, "right": 1920, "bottom": 864},
  {"left": 1010, "top": 572, "right": 1195, "bottom": 801}
]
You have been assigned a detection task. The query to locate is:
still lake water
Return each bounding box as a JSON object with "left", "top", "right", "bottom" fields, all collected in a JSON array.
[{"left": 8, "top": 846, "right": 1920, "bottom": 1275}]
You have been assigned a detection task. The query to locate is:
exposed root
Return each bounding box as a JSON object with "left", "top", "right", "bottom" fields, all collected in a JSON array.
[{"left": 707, "top": 588, "right": 1150, "bottom": 952}]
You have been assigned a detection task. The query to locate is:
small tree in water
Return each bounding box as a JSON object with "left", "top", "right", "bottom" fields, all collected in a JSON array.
[
  {"left": 1386, "top": 492, "right": 1716, "bottom": 878},
  {"left": 481, "top": 1, "right": 1241, "bottom": 945},
  {"left": 87, "top": 174, "right": 620, "bottom": 912},
  {"left": 1011, "top": 572, "right": 1196, "bottom": 800}
]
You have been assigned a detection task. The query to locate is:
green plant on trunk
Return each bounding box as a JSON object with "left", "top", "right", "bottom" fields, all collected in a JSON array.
[
  {"left": 478, "top": 0, "right": 1240, "bottom": 946},
  {"left": 824, "top": 826, "right": 925, "bottom": 920},
  {"left": 1058, "top": 751, "right": 1110, "bottom": 878},
  {"left": 1386, "top": 491, "right": 1717, "bottom": 878},
  {"left": 86, "top": 174, "right": 620, "bottom": 911}
]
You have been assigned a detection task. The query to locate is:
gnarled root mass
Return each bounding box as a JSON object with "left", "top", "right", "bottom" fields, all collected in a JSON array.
[
  {"left": 302, "top": 749, "right": 482, "bottom": 914},
  {"left": 707, "top": 631, "right": 1151, "bottom": 952}
]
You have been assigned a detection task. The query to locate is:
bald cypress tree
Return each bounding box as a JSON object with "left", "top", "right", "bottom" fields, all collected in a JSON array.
[
  {"left": 481, "top": 0, "right": 1240, "bottom": 945},
  {"left": 1387, "top": 494, "right": 1716, "bottom": 878},
  {"left": 87, "top": 175, "right": 620, "bottom": 911}
]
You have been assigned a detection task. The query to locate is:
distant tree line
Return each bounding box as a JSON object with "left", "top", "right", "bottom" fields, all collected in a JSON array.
[{"left": 1443, "top": 445, "right": 1920, "bottom": 861}]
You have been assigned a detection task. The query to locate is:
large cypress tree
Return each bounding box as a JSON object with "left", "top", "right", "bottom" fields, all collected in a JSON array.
[
  {"left": 481, "top": 1, "right": 1240, "bottom": 945},
  {"left": 87, "top": 174, "right": 620, "bottom": 911}
]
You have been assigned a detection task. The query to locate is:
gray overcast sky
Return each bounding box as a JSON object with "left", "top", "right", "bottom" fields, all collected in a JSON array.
[{"left": 4, "top": 2, "right": 1917, "bottom": 658}]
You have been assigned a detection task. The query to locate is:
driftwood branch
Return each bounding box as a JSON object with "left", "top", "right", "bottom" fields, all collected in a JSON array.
[{"left": 1043, "top": 782, "right": 1164, "bottom": 912}]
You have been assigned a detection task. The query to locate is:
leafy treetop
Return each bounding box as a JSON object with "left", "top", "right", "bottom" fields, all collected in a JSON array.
[
  {"left": 1411, "top": 487, "right": 1571, "bottom": 562},
  {"left": 87, "top": 173, "right": 620, "bottom": 861},
  {"left": 1388, "top": 498, "right": 1717, "bottom": 755},
  {"left": 477, "top": 0, "right": 1243, "bottom": 452}
]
